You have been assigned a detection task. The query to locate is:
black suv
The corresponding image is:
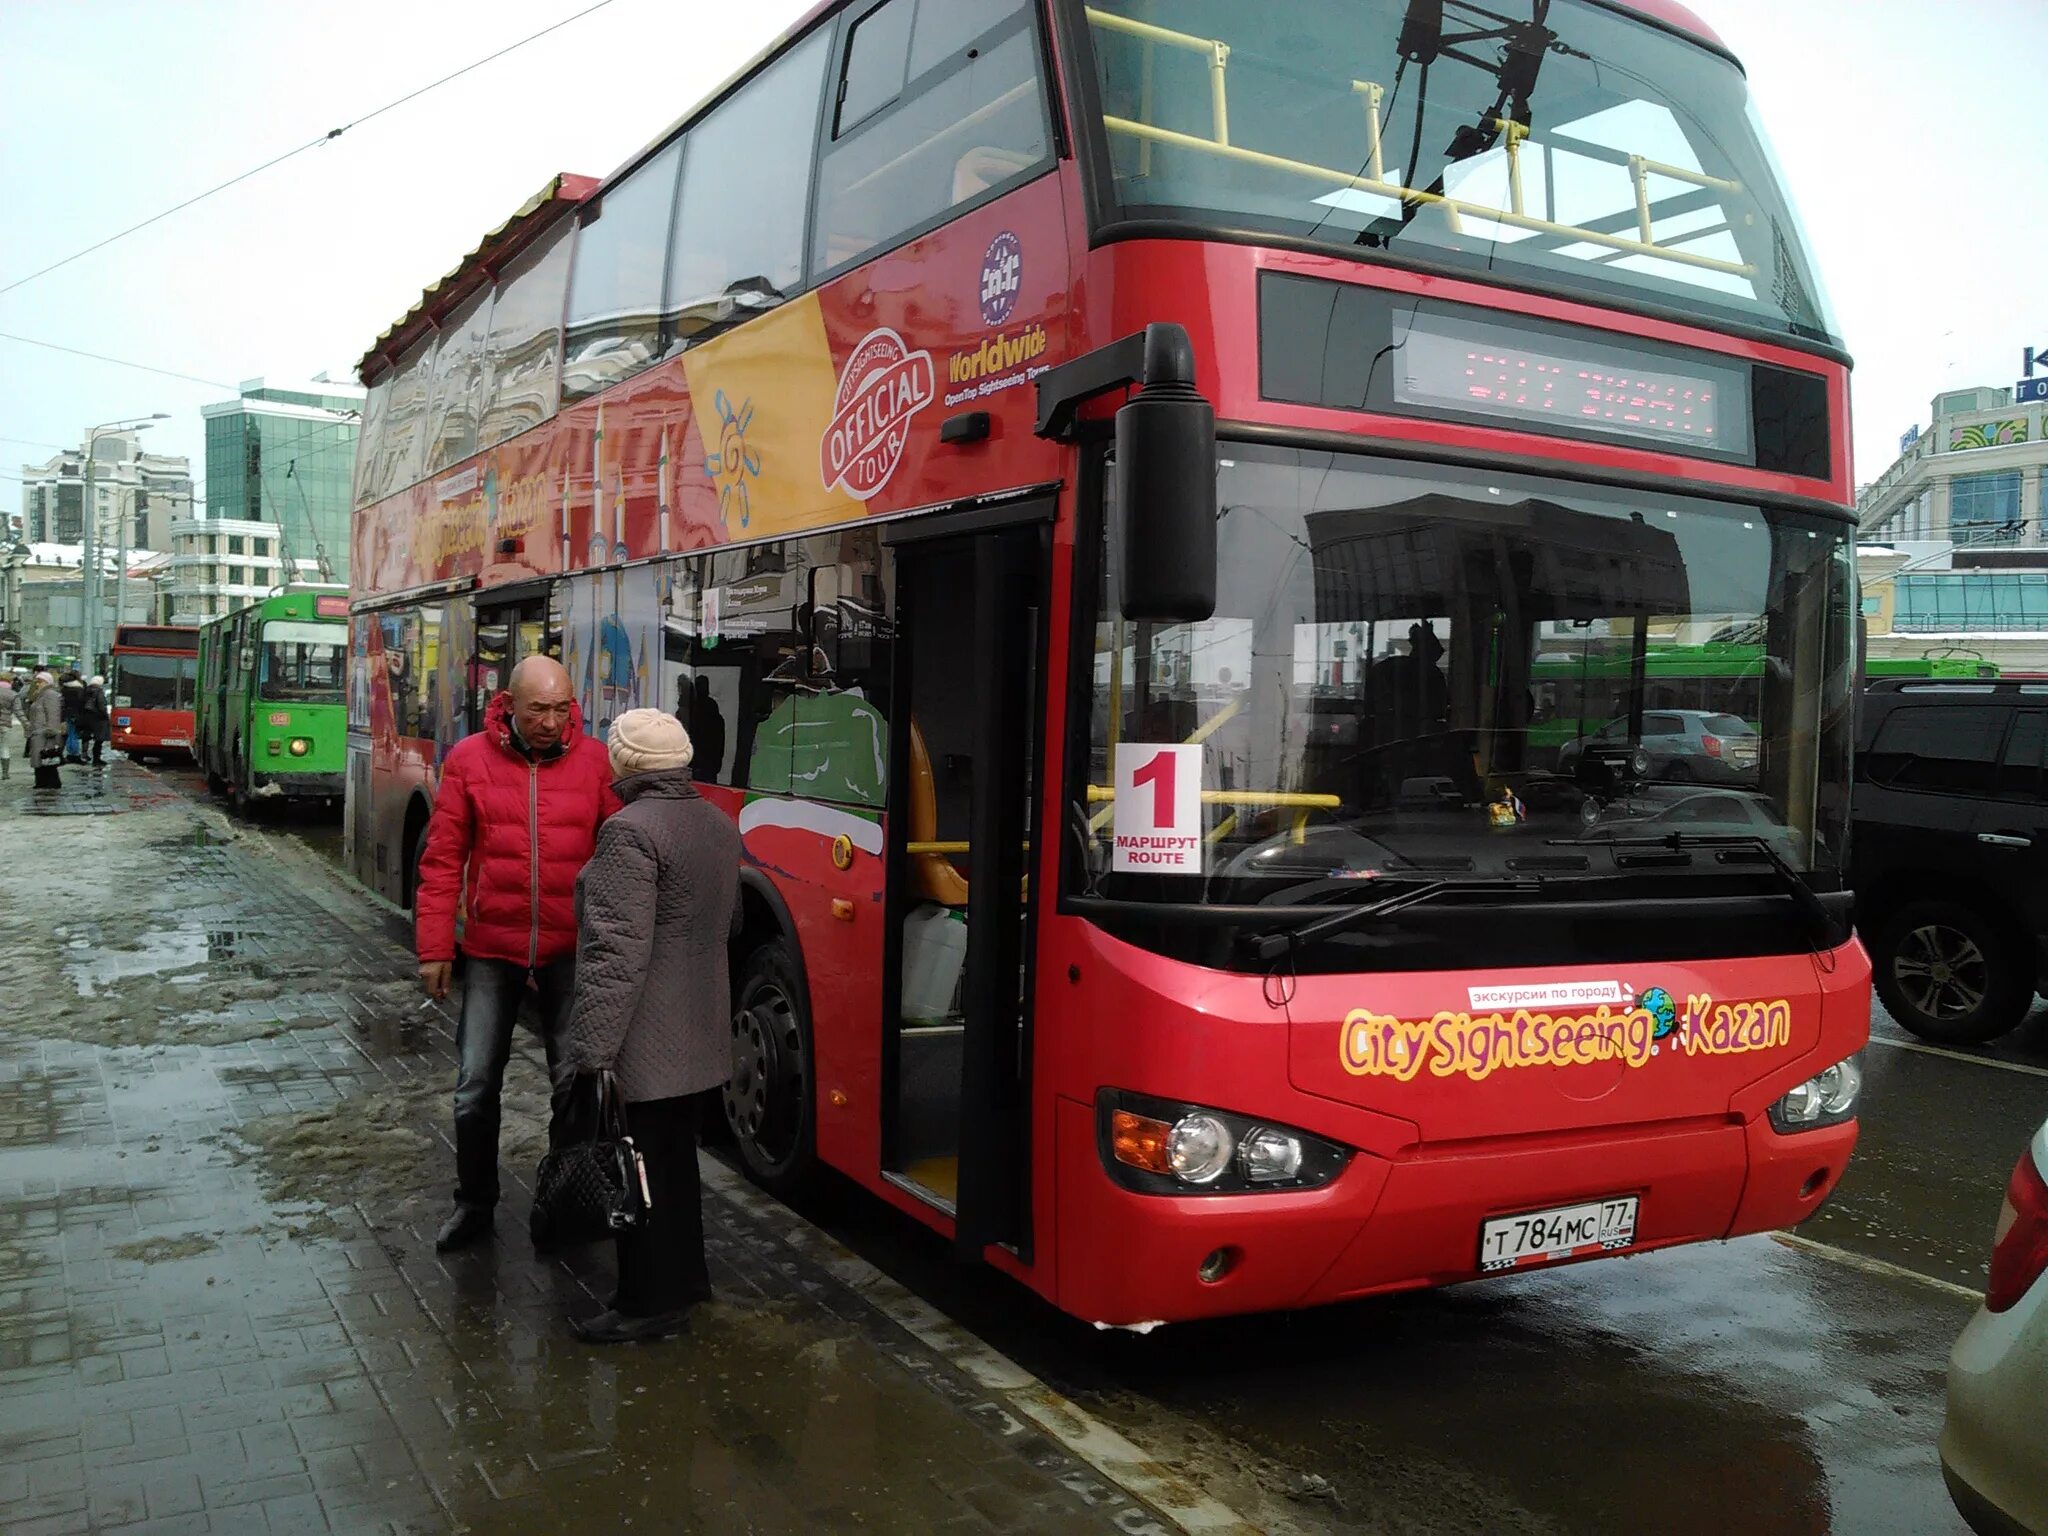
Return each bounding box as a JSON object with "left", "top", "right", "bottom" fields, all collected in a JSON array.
[{"left": 1853, "top": 679, "right": 2048, "bottom": 1042}]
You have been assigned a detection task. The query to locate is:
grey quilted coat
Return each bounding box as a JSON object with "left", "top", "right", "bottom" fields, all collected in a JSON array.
[
  {"left": 563, "top": 768, "right": 742, "bottom": 1104},
  {"left": 19, "top": 679, "right": 62, "bottom": 766}
]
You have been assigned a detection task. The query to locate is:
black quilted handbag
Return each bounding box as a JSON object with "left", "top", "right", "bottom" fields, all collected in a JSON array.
[{"left": 530, "top": 1070, "right": 647, "bottom": 1251}]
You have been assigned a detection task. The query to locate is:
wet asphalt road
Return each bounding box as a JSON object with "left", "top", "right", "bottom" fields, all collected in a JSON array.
[{"left": 178, "top": 761, "right": 2048, "bottom": 1534}]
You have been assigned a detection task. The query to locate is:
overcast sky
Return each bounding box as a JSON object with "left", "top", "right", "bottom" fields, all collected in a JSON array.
[{"left": 0, "top": 0, "right": 2040, "bottom": 509}]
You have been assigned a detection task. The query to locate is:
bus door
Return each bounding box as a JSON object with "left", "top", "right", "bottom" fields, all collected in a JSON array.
[
  {"left": 470, "top": 584, "right": 557, "bottom": 732},
  {"left": 881, "top": 503, "right": 1049, "bottom": 1259}
]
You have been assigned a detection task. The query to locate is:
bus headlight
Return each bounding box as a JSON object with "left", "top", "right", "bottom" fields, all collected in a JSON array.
[
  {"left": 1768, "top": 1051, "right": 1863, "bottom": 1132},
  {"left": 1099, "top": 1090, "right": 1350, "bottom": 1194},
  {"left": 1164, "top": 1114, "right": 1233, "bottom": 1185},
  {"left": 287, "top": 737, "right": 311, "bottom": 757}
]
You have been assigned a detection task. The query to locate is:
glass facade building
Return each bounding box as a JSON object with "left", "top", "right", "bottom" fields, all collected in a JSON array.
[
  {"left": 1893, "top": 570, "right": 2048, "bottom": 632},
  {"left": 1949, "top": 470, "right": 2024, "bottom": 543},
  {"left": 200, "top": 381, "right": 362, "bottom": 585}
]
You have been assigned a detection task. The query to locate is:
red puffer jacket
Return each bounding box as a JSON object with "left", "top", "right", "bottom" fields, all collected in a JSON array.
[{"left": 415, "top": 693, "right": 621, "bottom": 967}]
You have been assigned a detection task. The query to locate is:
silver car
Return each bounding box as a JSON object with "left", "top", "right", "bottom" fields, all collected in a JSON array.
[
  {"left": 1941, "top": 1116, "right": 2048, "bottom": 1535},
  {"left": 1557, "top": 708, "right": 1761, "bottom": 784}
]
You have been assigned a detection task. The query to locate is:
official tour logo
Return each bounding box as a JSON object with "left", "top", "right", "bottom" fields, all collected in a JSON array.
[
  {"left": 820, "top": 327, "right": 935, "bottom": 501},
  {"left": 979, "top": 230, "right": 1022, "bottom": 326}
]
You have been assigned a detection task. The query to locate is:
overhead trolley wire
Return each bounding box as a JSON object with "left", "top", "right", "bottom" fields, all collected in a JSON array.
[
  {"left": 0, "top": 331, "right": 235, "bottom": 390},
  {"left": 0, "top": 0, "right": 620, "bottom": 299}
]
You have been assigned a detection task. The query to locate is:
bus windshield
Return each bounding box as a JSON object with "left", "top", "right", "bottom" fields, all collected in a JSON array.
[
  {"left": 114, "top": 653, "right": 195, "bottom": 711},
  {"left": 1078, "top": 0, "right": 1836, "bottom": 343},
  {"left": 1075, "top": 444, "right": 1856, "bottom": 906},
  {"left": 261, "top": 622, "right": 346, "bottom": 702}
]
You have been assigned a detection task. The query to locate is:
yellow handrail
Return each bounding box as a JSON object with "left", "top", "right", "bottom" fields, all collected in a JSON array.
[
  {"left": 1087, "top": 786, "right": 1341, "bottom": 847},
  {"left": 1084, "top": 6, "right": 1755, "bottom": 280},
  {"left": 1085, "top": 787, "right": 1340, "bottom": 808}
]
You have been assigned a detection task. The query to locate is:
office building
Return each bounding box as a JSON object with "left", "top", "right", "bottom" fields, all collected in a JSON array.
[
  {"left": 199, "top": 377, "right": 363, "bottom": 585},
  {"left": 1858, "top": 380, "right": 2048, "bottom": 669},
  {"left": 164, "top": 516, "right": 316, "bottom": 622},
  {"left": 17, "top": 431, "right": 193, "bottom": 551}
]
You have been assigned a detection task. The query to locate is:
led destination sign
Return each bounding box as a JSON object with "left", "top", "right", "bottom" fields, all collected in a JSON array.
[
  {"left": 1393, "top": 310, "right": 1751, "bottom": 458},
  {"left": 1258, "top": 274, "right": 1827, "bottom": 477}
]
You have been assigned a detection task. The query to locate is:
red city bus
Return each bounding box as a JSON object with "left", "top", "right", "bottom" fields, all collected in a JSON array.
[
  {"left": 347, "top": 0, "right": 1868, "bottom": 1324},
  {"left": 110, "top": 624, "right": 201, "bottom": 762}
]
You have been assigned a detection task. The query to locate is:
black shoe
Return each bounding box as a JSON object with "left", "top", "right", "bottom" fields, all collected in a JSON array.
[
  {"left": 435, "top": 1206, "right": 494, "bottom": 1252},
  {"left": 570, "top": 1308, "right": 690, "bottom": 1345}
]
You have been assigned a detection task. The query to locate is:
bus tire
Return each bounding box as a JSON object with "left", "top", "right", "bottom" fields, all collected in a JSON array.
[
  {"left": 229, "top": 748, "right": 256, "bottom": 818},
  {"left": 401, "top": 808, "right": 430, "bottom": 912},
  {"left": 725, "top": 938, "right": 815, "bottom": 1197},
  {"left": 1870, "top": 898, "right": 2030, "bottom": 1045}
]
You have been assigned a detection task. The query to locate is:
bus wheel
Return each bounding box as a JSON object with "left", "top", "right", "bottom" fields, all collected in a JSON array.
[
  {"left": 230, "top": 754, "right": 256, "bottom": 818},
  {"left": 725, "top": 939, "right": 815, "bottom": 1196}
]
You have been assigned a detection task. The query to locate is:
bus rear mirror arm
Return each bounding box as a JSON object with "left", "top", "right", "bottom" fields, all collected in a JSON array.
[{"left": 1034, "top": 324, "right": 1218, "bottom": 624}]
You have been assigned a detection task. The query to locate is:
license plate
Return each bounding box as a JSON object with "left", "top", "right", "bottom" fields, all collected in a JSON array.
[
  {"left": 163, "top": 737, "right": 189, "bottom": 747},
  {"left": 1479, "top": 1196, "right": 1637, "bottom": 1272}
]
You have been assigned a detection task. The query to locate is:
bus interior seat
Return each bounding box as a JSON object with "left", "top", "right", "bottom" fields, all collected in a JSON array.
[{"left": 908, "top": 721, "right": 970, "bottom": 907}]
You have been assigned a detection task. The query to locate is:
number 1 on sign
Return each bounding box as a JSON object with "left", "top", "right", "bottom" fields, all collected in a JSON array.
[{"left": 1130, "top": 748, "right": 1175, "bottom": 829}]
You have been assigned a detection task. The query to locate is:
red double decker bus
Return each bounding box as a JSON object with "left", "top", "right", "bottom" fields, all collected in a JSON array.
[
  {"left": 110, "top": 624, "right": 201, "bottom": 763},
  {"left": 348, "top": 0, "right": 1867, "bottom": 1324}
]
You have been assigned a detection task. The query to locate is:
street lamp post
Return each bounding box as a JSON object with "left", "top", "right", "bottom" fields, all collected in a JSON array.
[{"left": 80, "top": 413, "right": 168, "bottom": 672}]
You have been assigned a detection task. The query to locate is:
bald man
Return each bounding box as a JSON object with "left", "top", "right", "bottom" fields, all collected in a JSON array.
[{"left": 415, "top": 654, "right": 622, "bottom": 1251}]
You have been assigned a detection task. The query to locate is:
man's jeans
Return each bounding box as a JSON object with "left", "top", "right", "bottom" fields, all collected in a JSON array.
[{"left": 452, "top": 955, "right": 576, "bottom": 1211}]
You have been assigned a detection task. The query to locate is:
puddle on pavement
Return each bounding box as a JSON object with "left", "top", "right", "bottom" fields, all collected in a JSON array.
[{"left": 69, "top": 926, "right": 213, "bottom": 995}]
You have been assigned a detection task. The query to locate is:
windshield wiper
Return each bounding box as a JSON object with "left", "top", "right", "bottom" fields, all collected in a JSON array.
[
  {"left": 1249, "top": 877, "right": 1541, "bottom": 963},
  {"left": 1560, "top": 832, "right": 1836, "bottom": 943}
]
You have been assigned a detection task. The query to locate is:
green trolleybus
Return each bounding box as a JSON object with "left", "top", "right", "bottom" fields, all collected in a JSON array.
[{"left": 196, "top": 586, "right": 350, "bottom": 813}]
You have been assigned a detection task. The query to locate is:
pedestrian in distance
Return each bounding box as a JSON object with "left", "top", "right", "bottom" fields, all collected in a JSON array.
[
  {"left": 59, "top": 670, "right": 84, "bottom": 763},
  {"left": 21, "top": 670, "right": 64, "bottom": 791},
  {"left": 81, "top": 675, "right": 110, "bottom": 769},
  {"left": 415, "top": 654, "right": 621, "bottom": 1252},
  {"left": 0, "top": 672, "right": 15, "bottom": 780},
  {"left": 561, "top": 708, "right": 740, "bottom": 1344}
]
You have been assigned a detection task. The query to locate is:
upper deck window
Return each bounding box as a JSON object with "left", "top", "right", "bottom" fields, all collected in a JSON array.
[
  {"left": 564, "top": 139, "right": 683, "bottom": 403},
  {"left": 665, "top": 31, "right": 831, "bottom": 350},
  {"left": 479, "top": 220, "right": 571, "bottom": 448},
  {"left": 356, "top": 334, "right": 434, "bottom": 507},
  {"left": 422, "top": 287, "right": 491, "bottom": 474},
  {"left": 812, "top": 0, "right": 1051, "bottom": 276},
  {"left": 1078, "top": 0, "right": 1837, "bottom": 345}
]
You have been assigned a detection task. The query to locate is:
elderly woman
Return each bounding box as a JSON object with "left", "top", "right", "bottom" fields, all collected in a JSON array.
[
  {"left": 562, "top": 708, "right": 740, "bottom": 1344},
  {"left": 21, "top": 671, "right": 63, "bottom": 790}
]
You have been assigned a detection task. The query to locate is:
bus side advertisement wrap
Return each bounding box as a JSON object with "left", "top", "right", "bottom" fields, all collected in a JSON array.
[{"left": 350, "top": 184, "right": 1067, "bottom": 600}]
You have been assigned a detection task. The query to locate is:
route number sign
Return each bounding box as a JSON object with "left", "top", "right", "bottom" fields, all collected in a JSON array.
[{"left": 1112, "top": 744, "right": 1203, "bottom": 874}]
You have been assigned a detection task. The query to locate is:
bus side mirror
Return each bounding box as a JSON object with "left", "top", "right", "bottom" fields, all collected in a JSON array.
[{"left": 1115, "top": 326, "right": 1217, "bottom": 624}]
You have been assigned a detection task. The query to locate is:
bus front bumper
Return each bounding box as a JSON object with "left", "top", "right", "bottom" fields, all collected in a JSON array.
[
  {"left": 1053, "top": 1096, "right": 1857, "bottom": 1326},
  {"left": 251, "top": 771, "right": 345, "bottom": 800}
]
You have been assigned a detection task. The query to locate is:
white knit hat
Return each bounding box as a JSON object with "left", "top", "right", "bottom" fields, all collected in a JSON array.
[{"left": 608, "top": 708, "right": 694, "bottom": 775}]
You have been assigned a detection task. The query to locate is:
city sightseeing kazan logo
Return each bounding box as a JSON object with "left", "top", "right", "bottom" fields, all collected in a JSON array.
[
  {"left": 1338, "top": 982, "right": 1790, "bottom": 1083},
  {"left": 820, "top": 326, "right": 935, "bottom": 501}
]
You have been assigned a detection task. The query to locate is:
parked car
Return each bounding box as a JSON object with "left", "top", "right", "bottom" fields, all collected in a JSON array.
[
  {"left": 1940, "top": 1115, "right": 2048, "bottom": 1535},
  {"left": 1556, "top": 709, "right": 1760, "bottom": 785},
  {"left": 1852, "top": 680, "right": 2048, "bottom": 1043}
]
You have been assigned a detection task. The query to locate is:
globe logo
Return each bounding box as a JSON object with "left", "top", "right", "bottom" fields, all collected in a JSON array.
[{"left": 1640, "top": 986, "right": 1678, "bottom": 1039}]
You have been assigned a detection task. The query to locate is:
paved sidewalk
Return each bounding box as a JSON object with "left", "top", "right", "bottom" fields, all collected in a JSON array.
[{"left": 0, "top": 764, "right": 1177, "bottom": 1534}]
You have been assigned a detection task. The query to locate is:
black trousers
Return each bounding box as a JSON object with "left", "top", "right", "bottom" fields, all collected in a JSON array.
[{"left": 614, "top": 1094, "right": 710, "bottom": 1318}]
